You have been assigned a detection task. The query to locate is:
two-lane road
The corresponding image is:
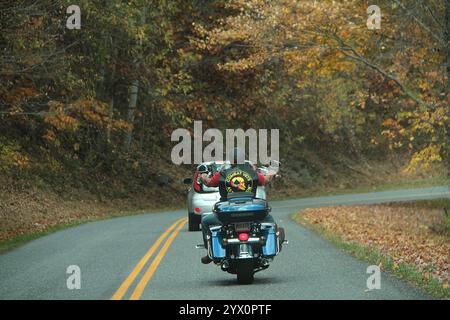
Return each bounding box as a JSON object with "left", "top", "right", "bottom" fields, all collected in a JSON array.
[{"left": 0, "top": 186, "right": 448, "bottom": 300}]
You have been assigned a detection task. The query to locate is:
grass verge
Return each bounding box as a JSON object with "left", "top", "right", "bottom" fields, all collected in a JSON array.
[
  {"left": 0, "top": 205, "right": 182, "bottom": 254},
  {"left": 292, "top": 214, "right": 449, "bottom": 299},
  {"left": 274, "top": 174, "right": 448, "bottom": 201}
]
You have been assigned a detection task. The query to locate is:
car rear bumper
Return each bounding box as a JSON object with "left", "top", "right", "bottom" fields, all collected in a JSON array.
[{"left": 191, "top": 192, "right": 220, "bottom": 216}]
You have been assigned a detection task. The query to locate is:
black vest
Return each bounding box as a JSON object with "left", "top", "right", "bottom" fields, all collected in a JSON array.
[{"left": 218, "top": 164, "right": 259, "bottom": 200}]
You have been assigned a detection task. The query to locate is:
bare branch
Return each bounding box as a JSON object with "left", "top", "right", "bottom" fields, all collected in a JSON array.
[
  {"left": 331, "top": 33, "right": 430, "bottom": 109},
  {"left": 393, "top": 0, "right": 445, "bottom": 46}
]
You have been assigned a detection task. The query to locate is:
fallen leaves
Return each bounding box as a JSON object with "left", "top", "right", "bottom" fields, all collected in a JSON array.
[{"left": 299, "top": 203, "right": 449, "bottom": 285}]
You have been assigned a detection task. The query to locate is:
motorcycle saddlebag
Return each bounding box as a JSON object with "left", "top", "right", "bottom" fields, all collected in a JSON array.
[
  {"left": 213, "top": 197, "right": 269, "bottom": 224},
  {"left": 261, "top": 223, "right": 278, "bottom": 257},
  {"left": 210, "top": 229, "right": 226, "bottom": 259}
]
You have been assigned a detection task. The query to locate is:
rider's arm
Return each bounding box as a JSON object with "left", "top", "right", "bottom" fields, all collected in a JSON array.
[
  {"left": 257, "top": 171, "right": 276, "bottom": 185},
  {"left": 257, "top": 172, "right": 266, "bottom": 186},
  {"left": 200, "top": 171, "right": 220, "bottom": 187}
]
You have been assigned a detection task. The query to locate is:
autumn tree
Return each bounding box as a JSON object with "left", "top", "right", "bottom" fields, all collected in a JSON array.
[{"left": 190, "top": 0, "right": 449, "bottom": 172}]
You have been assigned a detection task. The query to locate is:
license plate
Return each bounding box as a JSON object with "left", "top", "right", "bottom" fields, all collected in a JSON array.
[{"left": 234, "top": 222, "right": 251, "bottom": 232}]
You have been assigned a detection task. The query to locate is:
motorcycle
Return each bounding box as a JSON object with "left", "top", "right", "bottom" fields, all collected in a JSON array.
[{"left": 196, "top": 161, "right": 287, "bottom": 284}]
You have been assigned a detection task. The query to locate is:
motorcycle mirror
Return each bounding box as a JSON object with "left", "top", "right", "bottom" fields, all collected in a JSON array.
[
  {"left": 270, "top": 160, "right": 281, "bottom": 168},
  {"left": 257, "top": 167, "right": 269, "bottom": 174}
]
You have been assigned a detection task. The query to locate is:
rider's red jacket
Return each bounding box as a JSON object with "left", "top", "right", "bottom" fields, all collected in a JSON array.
[{"left": 205, "top": 171, "right": 266, "bottom": 187}]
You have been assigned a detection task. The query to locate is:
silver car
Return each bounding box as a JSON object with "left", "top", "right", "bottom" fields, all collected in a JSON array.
[{"left": 184, "top": 161, "right": 266, "bottom": 231}]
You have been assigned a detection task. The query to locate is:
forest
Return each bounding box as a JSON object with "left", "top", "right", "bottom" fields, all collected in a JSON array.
[{"left": 0, "top": 0, "right": 448, "bottom": 206}]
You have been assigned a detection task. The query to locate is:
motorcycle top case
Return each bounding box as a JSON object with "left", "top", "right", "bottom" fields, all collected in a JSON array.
[{"left": 213, "top": 197, "right": 269, "bottom": 224}]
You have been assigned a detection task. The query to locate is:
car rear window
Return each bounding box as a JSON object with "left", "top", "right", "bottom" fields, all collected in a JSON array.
[{"left": 193, "top": 163, "right": 224, "bottom": 193}]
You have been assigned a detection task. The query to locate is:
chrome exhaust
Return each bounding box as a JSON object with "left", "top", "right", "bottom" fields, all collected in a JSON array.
[{"left": 221, "top": 260, "right": 230, "bottom": 271}]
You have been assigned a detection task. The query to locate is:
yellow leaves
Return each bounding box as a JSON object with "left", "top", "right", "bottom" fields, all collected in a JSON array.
[
  {"left": 382, "top": 118, "right": 399, "bottom": 129},
  {"left": 218, "top": 50, "right": 269, "bottom": 72},
  {"left": 135, "top": 26, "right": 146, "bottom": 42},
  {"left": 296, "top": 80, "right": 308, "bottom": 89},
  {"left": 429, "top": 107, "right": 449, "bottom": 126},
  {"left": 427, "top": 71, "right": 439, "bottom": 80},
  {"left": 10, "top": 152, "right": 30, "bottom": 169},
  {"left": 370, "top": 137, "right": 378, "bottom": 145},
  {"left": 404, "top": 144, "right": 442, "bottom": 173},
  {"left": 192, "top": 15, "right": 258, "bottom": 53},
  {"left": 0, "top": 141, "right": 30, "bottom": 170},
  {"left": 73, "top": 99, "right": 108, "bottom": 115},
  {"left": 44, "top": 103, "right": 79, "bottom": 132},
  {"left": 46, "top": 99, "right": 113, "bottom": 132},
  {"left": 109, "top": 119, "right": 132, "bottom": 133},
  {"left": 42, "top": 98, "right": 131, "bottom": 154},
  {"left": 3, "top": 87, "right": 41, "bottom": 105},
  {"left": 418, "top": 81, "right": 431, "bottom": 92},
  {"left": 43, "top": 130, "right": 56, "bottom": 142},
  {"left": 334, "top": 60, "right": 355, "bottom": 73},
  {"left": 410, "top": 48, "right": 427, "bottom": 65},
  {"left": 43, "top": 129, "right": 60, "bottom": 147},
  {"left": 283, "top": 50, "right": 308, "bottom": 74}
]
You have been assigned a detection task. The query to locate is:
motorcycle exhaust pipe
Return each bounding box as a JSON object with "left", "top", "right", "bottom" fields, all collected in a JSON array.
[{"left": 221, "top": 260, "right": 230, "bottom": 271}]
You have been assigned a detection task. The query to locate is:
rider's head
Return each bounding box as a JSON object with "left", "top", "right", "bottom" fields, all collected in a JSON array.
[{"left": 228, "top": 147, "right": 246, "bottom": 166}]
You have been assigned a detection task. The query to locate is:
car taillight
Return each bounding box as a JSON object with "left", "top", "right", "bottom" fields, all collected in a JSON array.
[
  {"left": 238, "top": 233, "right": 249, "bottom": 241},
  {"left": 195, "top": 207, "right": 201, "bottom": 213}
]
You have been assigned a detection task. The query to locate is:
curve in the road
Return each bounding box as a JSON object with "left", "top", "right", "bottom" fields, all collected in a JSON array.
[{"left": 0, "top": 186, "right": 448, "bottom": 300}]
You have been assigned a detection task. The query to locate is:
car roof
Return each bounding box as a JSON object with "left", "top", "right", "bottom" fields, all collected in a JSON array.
[
  {"left": 200, "top": 161, "right": 227, "bottom": 165},
  {"left": 200, "top": 160, "right": 254, "bottom": 166}
]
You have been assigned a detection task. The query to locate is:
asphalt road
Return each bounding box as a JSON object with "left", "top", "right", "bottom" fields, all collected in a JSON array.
[{"left": 0, "top": 186, "right": 449, "bottom": 300}]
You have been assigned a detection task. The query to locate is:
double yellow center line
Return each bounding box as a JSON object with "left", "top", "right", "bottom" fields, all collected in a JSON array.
[{"left": 112, "top": 217, "right": 188, "bottom": 300}]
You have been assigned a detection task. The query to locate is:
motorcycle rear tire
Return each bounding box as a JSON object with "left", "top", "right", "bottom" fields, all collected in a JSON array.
[{"left": 236, "top": 259, "right": 254, "bottom": 284}]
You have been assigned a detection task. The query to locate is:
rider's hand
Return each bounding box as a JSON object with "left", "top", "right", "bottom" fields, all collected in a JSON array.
[{"left": 200, "top": 173, "right": 211, "bottom": 185}]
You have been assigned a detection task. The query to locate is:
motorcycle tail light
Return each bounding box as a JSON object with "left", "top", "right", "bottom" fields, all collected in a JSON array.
[{"left": 238, "top": 233, "right": 249, "bottom": 241}]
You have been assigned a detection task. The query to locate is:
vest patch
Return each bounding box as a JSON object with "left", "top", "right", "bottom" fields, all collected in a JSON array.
[{"left": 225, "top": 170, "right": 254, "bottom": 194}]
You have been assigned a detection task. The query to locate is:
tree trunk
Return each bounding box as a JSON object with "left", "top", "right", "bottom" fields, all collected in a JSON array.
[
  {"left": 106, "top": 36, "right": 117, "bottom": 144},
  {"left": 123, "top": 7, "right": 148, "bottom": 151},
  {"left": 445, "top": 0, "right": 450, "bottom": 88},
  {"left": 123, "top": 80, "right": 139, "bottom": 149},
  {"left": 445, "top": 0, "right": 450, "bottom": 174},
  {"left": 106, "top": 94, "right": 115, "bottom": 143}
]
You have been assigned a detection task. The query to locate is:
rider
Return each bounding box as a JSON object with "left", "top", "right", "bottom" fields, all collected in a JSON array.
[{"left": 199, "top": 147, "right": 283, "bottom": 264}]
